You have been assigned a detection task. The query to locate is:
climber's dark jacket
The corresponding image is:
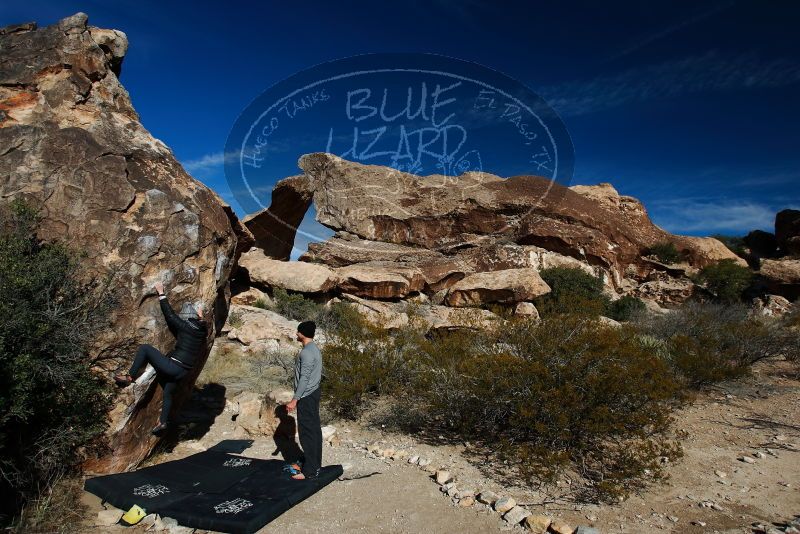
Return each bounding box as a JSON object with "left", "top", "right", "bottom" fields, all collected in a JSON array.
[{"left": 160, "top": 297, "right": 207, "bottom": 369}]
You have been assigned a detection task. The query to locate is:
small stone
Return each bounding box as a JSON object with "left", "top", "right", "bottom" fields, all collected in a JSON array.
[
  {"left": 418, "top": 458, "right": 431, "bottom": 467},
  {"left": 456, "top": 488, "right": 475, "bottom": 499},
  {"left": 523, "top": 514, "right": 551, "bottom": 533},
  {"left": 435, "top": 470, "right": 453, "bottom": 485},
  {"left": 382, "top": 448, "right": 395, "bottom": 458},
  {"left": 477, "top": 490, "right": 498, "bottom": 505},
  {"left": 739, "top": 456, "right": 756, "bottom": 464},
  {"left": 408, "top": 455, "right": 420, "bottom": 464},
  {"left": 503, "top": 506, "right": 531, "bottom": 525},
  {"left": 440, "top": 482, "right": 456, "bottom": 493},
  {"left": 754, "top": 451, "right": 767, "bottom": 459},
  {"left": 459, "top": 496, "right": 475, "bottom": 507},
  {"left": 97, "top": 509, "right": 121, "bottom": 526},
  {"left": 714, "top": 470, "right": 727, "bottom": 478},
  {"left": 574, "top": 527, "right": 600, "bottom": 534},
  {"left": 447, "top": 486, "right": 459, "bottom": 497},
  {"left": 667, "top": 515, "right": 679, "bottom": 523},
  {"left": 423, "top": 463, "right": 437, "bottom": 473},
  {"left": 139, "top": 514, "right": 158, "bottom": 528},
  {"left": 692, "top": 521, "right": 707, "bottom": 527},
  {"left": 321, "top": 425, "right": 337, "bottom": 442},
  {"left": 549, "top": 519, "right": 574, "bottom": 534},
  {"left": 494, "top": 496, "right": 516, "bottom": 514}
]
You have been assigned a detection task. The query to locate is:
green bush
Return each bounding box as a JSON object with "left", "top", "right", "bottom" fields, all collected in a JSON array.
[
  {"left": 696, "top": 259, "right": 753, "bottom": 303},
  {"left": 635, "top": 303, "right": 796, "bottom": 388},
  {"left": 607, "top": 295, "right": 646, "bottom": 322},
  {"left": 648, "top": 241, "right": 681, "bottom": 264},
  {"left": 322, "top": 306, "right": 416, "bottom": 418},
  {"left": 0, "top": 200, "right": 111, "bottom": 526},
  {"left": 269, "top": 288, "right": 322, "bottom": 321},
  {"left": 252, "top": 297, "right": 270, "bottom": 310},
  {"left": 323, "top": 304, "right": 682, "bottom": 501},
  {"left": 535, "top": 267, "right": 609, "bottom": 316}
]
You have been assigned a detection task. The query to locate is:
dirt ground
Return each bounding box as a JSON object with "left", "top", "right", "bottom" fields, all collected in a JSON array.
[{"left": 81, "top": 358, "right": 800, "bottom": 534}]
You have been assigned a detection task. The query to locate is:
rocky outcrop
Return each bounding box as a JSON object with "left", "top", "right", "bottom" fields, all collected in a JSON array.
[
  {"left": 247, "top": 153, "right": 742, "bottom": 286},
  {"left": 445, "top": 268, "right": 551, "bottom": 307},
  {"left": 239, "top": 248, "right": 339, "bottom": 293},
  {"left": 242, "top": 174, "right": 311, "bottom": 260},
  {"left": 0, "top": 14, "right": 248, "bottom": 473},
  {"left": 775, "top": 209, "right": 800, "bottom": 256},
  {"left": 340, "top": 294, "right": 503, "bottom": 332},
  {"left": 222, "top": 304, "right": 299, "bottom": 352},
  {"left": 760, "top": 259, "right": 800, "bottom": 300}
]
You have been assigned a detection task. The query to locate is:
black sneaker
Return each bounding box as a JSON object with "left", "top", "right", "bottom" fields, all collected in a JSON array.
[
  {"left": 114, "top": 374, "right": 133, "bottom": 387},
  {"left": 151, "top": 422, "right": 169, "bottom": 436}
]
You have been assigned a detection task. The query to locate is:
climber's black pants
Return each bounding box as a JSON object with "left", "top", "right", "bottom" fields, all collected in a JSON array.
[
  {"left": 297, "top": 387, "right": 322, "bottom": 477},
  {"left": 130, "top": 344, "right": 189, "bottom": 424}
]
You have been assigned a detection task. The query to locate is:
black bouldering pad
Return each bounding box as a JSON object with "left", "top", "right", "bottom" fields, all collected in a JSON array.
[{"left": 84, "top": 450, "right": 343, "bottom": 534}]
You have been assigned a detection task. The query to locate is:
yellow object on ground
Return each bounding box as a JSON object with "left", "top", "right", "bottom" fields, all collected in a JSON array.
[{"left": 119, "top": 504, "right": 146, "bottom": 526}]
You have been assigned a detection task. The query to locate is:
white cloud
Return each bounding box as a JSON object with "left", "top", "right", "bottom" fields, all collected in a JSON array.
[
  {"left": 540, "top": 52, "right": 800, "bottom": 116},
  {"left": 182, "top": 152, "right": 230, "bottom": 174},
  {"left": 649, "top": 198, "right": 795, "bottom": 235}
]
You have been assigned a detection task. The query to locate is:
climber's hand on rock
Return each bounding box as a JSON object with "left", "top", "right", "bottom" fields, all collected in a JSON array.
[{"left": 154, "top": 281, "right": 164, "bottom": 295}]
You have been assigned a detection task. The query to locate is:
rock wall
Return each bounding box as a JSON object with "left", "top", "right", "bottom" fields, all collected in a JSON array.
[{"left": 0, "top": 14, "right": 251, "bottom": 472}]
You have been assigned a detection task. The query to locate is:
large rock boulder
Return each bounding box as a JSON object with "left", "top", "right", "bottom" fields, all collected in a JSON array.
[
  {"left": 759, "top": 259, "right": 800, "bottom": 300},
  {"left": 445, "top": 268, "right": 551, "bottom": 307},
  {"left": 0, "top": 14, "right": 248, "bottom": 472},
  {"left": 340, "top": 294, "right": 502, "bottom": 332},
  {"left": 222, "top": 304, "right": 299, "bottom": 351},
  {"left": 775, "top": 209, "right": 800, "bottom": 256},
  {"left": 239, "top": 248, "right": 339, "bottom": 293},
  {"left": 247, "top": 153, "right": 743, "bottom": 286},
  {"left": 335, "top": 262, "right": 425, "bottom": 299}
]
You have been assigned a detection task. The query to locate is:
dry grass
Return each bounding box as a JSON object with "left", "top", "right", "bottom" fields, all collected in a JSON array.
[
  {"left": 14, "top": 476, "right": 86, "bottom": 533},
  {"left": 197, "top": 341, "right": 295, "bottom": 394}
]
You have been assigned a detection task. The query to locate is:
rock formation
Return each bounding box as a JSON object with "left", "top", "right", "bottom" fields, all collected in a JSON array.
[
  {"left": 775, "top": 209, "right": 800, "bottom": 256},
  {"left": 240, "top": 152, "right": 744, "bottom": 312},
  {"left": 0, "top": 14, "right": 250, "bottom": 472}
]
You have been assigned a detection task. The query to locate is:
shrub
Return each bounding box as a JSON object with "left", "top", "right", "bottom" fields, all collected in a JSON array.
[
  {"left": 635, "top": 303, "right": 795, "bottom": 388},
  {"left": 536, "top": 267, "right": 609, "bottom": 316},
  {"left": 648, "top": 241, "right": 682, "bottom": 264},
  {"left": 0, "top": 200, "right": 111, "bottom": 526},
  {"left": 321, "top": 308, "right": 415, "bottom": 418},
  {"left": 400, "top": 315, "right": 681, "bottom": 501},
  {"left": 227, "top": 310, "right": 244, "bottom": 328},
  {"left": 269, "top": 288, "right": 322, "bottom": 321},
  {"left": 252, "top": 297, "right": 270, "bottom": 310},
  {"left": 607, "top": 295, "right": 646, "bottom": 322},
  {"left": 696, "top": 259, "right": 753, "bottom": 303}
]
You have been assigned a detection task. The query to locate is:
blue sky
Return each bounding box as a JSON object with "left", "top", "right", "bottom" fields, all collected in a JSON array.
[{"left": 3, "top": 0, "right": 799, "bottom": 257}]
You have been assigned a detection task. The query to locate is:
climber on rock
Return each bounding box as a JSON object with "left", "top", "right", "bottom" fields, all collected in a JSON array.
[{"left": 114, "top": 281, "right": 207, "bottom": 435}]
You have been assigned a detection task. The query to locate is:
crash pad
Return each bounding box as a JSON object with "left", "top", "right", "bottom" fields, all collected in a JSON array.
[{"left": 84, "top": 450, "right": 343, "bottom": 534}]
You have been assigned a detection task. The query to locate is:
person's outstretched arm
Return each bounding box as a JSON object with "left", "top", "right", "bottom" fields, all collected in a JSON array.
[{"left": 155, "top": 282, "right": 189, "bottom": 336}]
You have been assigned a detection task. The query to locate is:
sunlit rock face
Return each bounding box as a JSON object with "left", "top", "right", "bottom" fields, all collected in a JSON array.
[{"left": 0, "top": 13, "right": 251, "bottom": 473}]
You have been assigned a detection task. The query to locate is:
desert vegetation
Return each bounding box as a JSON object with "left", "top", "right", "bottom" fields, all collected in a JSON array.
[
  {"left": 0, "top": 201, "right": 113, "bottom": 528},
  {"left": 314, "top": 278, "right": 799, "bottom": 502}
]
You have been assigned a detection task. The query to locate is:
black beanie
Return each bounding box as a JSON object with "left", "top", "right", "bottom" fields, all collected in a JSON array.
[{"left": 297, "top": 320, "right": 316, "bottom": 339}]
